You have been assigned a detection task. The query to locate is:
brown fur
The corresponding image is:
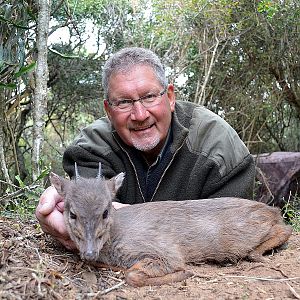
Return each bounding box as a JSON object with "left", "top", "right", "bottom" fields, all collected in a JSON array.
[{"left": 50, "top": 172, "right": 292, "bottom": 287}]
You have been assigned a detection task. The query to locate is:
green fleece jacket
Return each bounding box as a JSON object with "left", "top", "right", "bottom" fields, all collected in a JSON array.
[{"left": 63, "top": 101, "right": 255, "bottom": 203}]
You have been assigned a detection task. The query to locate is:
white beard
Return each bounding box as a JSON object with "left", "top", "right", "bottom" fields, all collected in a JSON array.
[{"left": 131, "top": 133, "right": 160, "bottom": 152}]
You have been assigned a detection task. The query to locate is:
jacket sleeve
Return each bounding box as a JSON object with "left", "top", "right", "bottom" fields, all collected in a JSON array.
[
  {"left": 62, "top": 118, "right": 120, "bottom": 180},
  {"left": 187, "top": 106, "right": 256, "bottom": 200},
  {"left": 202, "top": 153, "right": 256, "bottom": 199}
]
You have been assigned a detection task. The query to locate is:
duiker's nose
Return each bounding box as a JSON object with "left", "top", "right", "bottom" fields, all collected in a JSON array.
[{"left": 82, "top": 250, "right": 98, "bottom": 261}]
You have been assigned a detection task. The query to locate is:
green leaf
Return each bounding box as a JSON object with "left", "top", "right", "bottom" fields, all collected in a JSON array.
[
  {"left": 49, "top": 48, "right": 80, "bottom": 59},
  {"left": 15, "top": 175, "right": 26, "bottom": 188},
  {"left": 13, "top": 62, "right": 36, "bottom": 78},
  {"left": 35, "top": 166, "right": 51, "bottom": 182},
  {"left": 0, "top": 82, "right": 17, "bottom": 89}
]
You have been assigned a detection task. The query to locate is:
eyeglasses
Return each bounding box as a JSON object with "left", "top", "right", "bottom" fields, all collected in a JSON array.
[{"left": 108, "top": 88, "right": 167, "bottom": 112}]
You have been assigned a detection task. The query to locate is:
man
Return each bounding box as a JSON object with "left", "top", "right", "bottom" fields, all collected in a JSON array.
[{"left": 36, "top": 47, "right": 255, "bottom": 249}]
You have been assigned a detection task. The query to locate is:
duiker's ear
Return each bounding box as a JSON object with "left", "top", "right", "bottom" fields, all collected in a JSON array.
[
  {"left": 106, "top": 172, "right": 125, "bottom": 198},
  {"left": 114, "top": 172, "right": 125, "bottom": 191},
  {"left": 49, "top": 172, "right": 70, "bottom": 197},
  {"left": 107, "top": 172, "right": 125, "bottom": 196}
]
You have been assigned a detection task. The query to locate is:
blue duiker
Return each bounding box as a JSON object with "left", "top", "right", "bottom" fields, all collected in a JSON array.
[{"left": 49, "top": 167, "right": 292, "bottom": 287}]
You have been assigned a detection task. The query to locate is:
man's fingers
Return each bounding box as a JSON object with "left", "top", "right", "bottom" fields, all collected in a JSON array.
[
  {"left": 37, "top": 201, "right": 55, "bottom": 216},
  {"left": 37, "top": 186, "right": 63, "bottom": 216},
  {"left": 42, "top": 210, "right": 67, "bottom": 235}
]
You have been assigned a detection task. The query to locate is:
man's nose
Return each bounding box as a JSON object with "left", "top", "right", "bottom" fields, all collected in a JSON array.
[{"left": 130, "top": 101, "right": 149, "bottom": 121}]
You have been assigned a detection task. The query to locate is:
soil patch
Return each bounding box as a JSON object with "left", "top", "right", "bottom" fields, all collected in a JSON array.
[{"left": 1, "top": 216, "right": 299, "bottom": 299}]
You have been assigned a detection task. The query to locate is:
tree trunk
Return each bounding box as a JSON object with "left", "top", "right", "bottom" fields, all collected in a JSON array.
[
  {"left": 32, "top": 0, "right": 51, "bottom": 180},
  {"left": 0, "top": 92, "right": 12, "bottom": 187}
]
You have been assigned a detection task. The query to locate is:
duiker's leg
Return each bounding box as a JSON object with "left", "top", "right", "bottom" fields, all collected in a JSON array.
[
  {"left": 248, "top": 224, "right": 292, "bottom": 261},
  {"left": 125, "top": 257, "right": 192, "bottom": 287}
]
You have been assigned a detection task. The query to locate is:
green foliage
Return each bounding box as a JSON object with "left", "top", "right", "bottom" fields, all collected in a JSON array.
[
  {"left": 0, "top": 165, "right": 51, "bottom": 219},
  {"left": 1, "top": 0, "right": 300, "bottom": 212},
  {"left": 1, "top": 192, "right": 38, "bottom": 219},
  {"left": 283, "top": 196, "right": 300, "bottom": 232},
  {"left": 0, "top": 82, "right": 17, "bottom": 89},
  {"left": 13, "top": 61, "right": 36, "bottom": 78},
  {"left": 0, "top": 1, "right": 36, "bottom": 87},
  {"left": 257, "top": 0, "right": 280, "bottom": 19}
]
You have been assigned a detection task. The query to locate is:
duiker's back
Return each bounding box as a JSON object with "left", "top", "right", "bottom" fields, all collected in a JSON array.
[{"left": 112, "top": 198, "right": 288, "bottom": 264}]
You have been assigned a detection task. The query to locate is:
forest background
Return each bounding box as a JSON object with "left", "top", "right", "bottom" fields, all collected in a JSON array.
[{"left": 0, "top": 0, "right": 300, "bottom": 216}]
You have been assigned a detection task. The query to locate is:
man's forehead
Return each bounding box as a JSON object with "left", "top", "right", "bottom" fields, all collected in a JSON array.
[
  {"left": 109, "top": 64, "right": 156, "bottom": 79},
  {"left": 107, "top": 66, "right": 162, "bottom": 96}
]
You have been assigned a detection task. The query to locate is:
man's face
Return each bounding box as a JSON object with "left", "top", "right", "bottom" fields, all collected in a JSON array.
[{"left": 104, "top": 65, "right": 176, "bottom": 155}]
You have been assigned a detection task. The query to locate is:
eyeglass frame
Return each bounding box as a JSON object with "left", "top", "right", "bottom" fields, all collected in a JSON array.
[{"left": 106, "top": 87, "right": 168, "bottom": 112}]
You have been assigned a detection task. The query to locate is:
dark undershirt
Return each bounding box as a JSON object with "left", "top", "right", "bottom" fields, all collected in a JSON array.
[{"left": 128, "top": 129, "right": 173, "bottom": 201}]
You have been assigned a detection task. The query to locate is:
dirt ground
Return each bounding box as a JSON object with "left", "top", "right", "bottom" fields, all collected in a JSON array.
[{"left": 0, "top": 216, "right": 299, "bottom": 300}]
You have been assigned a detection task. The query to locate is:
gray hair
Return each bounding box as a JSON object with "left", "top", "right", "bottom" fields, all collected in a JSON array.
[{"left": 102, "top": 47, "right": 168, "bottom": 99}]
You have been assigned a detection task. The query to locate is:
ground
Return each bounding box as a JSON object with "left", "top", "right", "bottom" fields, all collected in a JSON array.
[{"left": 0, "top": 216, "right": 299, "bottom": 300}]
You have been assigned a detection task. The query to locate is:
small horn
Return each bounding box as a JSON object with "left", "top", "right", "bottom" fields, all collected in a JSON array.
[
  {"left": 74, "top": 162, "right": 80, "bottom": 181},
  {"left": 96, "top": 162, "right": 102, "bottom": 179}
]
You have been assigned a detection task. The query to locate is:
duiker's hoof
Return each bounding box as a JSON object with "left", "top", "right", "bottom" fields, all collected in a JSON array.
[{"left": 125, "top": 270, "right": 147, "bottom": 287}]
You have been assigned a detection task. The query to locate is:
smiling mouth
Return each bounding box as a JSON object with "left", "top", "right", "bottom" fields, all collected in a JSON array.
[{"left": 132, "top": 124, "right": 153, "bottom": 131}]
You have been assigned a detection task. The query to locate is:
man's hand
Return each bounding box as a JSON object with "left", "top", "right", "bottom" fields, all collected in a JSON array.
[{"left": 35, "top": 186, "right": 76, "bottom": 250}]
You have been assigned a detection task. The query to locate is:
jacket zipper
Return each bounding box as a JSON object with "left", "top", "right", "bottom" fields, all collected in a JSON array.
[
  {"left": 149, "top": 136, "right": 187, "bottom": 201},
  {"left": 113, "top": 133, "right": 146, "bottom": 203}
]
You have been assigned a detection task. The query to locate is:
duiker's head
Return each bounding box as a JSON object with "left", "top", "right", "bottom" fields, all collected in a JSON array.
[{"left": 50, "top": 171, "right": 125, "bottom": 261}]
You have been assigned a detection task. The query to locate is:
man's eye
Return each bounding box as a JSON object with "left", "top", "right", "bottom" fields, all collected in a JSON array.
[
  {"left": 117, "top": 99, "right": 132, "bottom": 106},
  {"left": 143, "top": 94, "right": 157, "bottom": 101}
]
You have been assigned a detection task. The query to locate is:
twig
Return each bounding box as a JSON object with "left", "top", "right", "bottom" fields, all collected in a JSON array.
[
  {"left": 286, "top": 282, "right": 300, "bottom": 299},
  {"left": 9, "top": 266, "right": 44, "bottom": 273},
  {"left": 0, "top": 189, "right": 24, "bottom": 203},
  {"left": 15, "top": 233, "right": 44, "bottom": 241},
  {"left": 197, "top": 33, "right": 220, "bottom": 106},
  {"left": 86, "top": 280, "right": 126, "bottom": 297},
  {"left": 270, "top": 267, "right": 289, "bottom": 278},
  {"left": 225, "top": 275, "right": 300, "bottom": 282},
  {"left": 0, "top": 184, "right": 40, "bottom": 204},
  {"left": 106, "top": 274, "right": 124, "bottom": 282},
  {"left": 0, "top": 179, "right": 19, "bottom": 188},
  {"left": 255, "top": 166, "right": 274, "bottom": 205},
  {"left": 100, "top": 280, "right": 126, "bottom": 295},
  {"left": 49, "top": 288, "right": 64, "bottom": 300}
]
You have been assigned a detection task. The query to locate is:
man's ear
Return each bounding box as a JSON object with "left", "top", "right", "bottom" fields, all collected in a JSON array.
[
  {"left": 104, "top": 100, "right": 112, "bottom": 120},
  {"left": 167, "top": 84, "right": 176, "bottom": 112},
  {"left": 49, "top": 172, "right": 70, "bottom": 197}
]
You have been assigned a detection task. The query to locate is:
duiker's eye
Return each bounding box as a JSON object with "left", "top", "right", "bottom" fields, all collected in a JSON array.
[
  {"left": 70, "top": 211, "right": 77, "bottom": 219},
  {"left": 103, "top": 209, "right": 108, "bottom": 219}
]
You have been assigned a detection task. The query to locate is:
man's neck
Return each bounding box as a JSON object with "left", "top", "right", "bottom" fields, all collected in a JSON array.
[{"left": 141, "top": 149, "right": 161, "bottom": 166}]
